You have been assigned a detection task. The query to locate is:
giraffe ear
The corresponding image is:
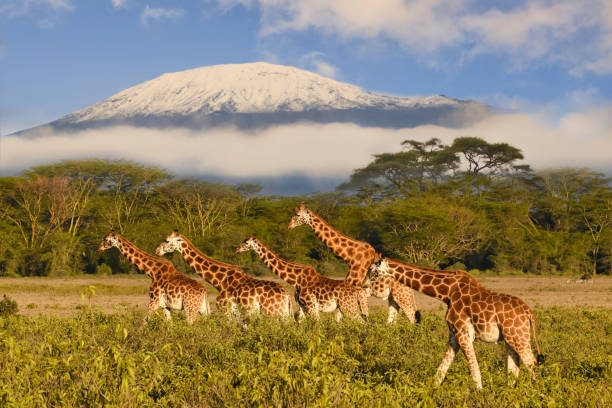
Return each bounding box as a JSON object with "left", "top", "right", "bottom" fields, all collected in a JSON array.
[
  {"left": 300, "top": 202, "right": 306, "bottom": 210},
  {"left": 173, "top": 229, "right": 179, "bottom": 234}
]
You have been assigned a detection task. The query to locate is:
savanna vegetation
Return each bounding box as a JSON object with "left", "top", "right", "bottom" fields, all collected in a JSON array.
[
  {"left": 0, "top": 136, "right": 609, "bottom": 278},
  {"left": 0, "top": 307, "right": 610, "bottom": 407},
  {"left": 0, "top": 137, "right": 610, "bottom": 407}
]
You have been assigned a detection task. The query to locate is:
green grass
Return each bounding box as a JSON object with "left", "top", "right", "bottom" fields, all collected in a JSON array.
[{"left": 0, "top": 308, "right": 610, "bottom": 407}]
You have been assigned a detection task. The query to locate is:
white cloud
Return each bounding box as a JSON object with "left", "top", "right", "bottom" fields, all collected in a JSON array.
[
  {"left": 140, "top": 5, "right": 185, "bottom": 25},
  {"left": 2, "top": 108, "right": 610, "bottom": 180},
  {"left": 111, "top": 0, "right": 127, "bottom": 9},
  {"left": 299, "top": 52, "right": 339, "bottom": 78},
  {"left": 0, "top": 0, "right": 74, "bottom": 19},
  {"left": 210, "top": 0, "right": 612, "bottom": 76}
]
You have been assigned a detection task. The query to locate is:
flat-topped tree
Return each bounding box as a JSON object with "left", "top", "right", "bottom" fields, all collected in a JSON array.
[
  {"left": 368, "top": 258, "right": 544, "bottom": 389},
  {"left": 155, "top": 230, "right": 291, "bottom": 317},
  {"left": 288, "top": 203, "right": 419, "bottom": 324},
  {"left": 97, "top": 231, "right": 209, "bottom": 324},
  {"left": 236, "top": 236, "right": 364, "bottom": 323}
]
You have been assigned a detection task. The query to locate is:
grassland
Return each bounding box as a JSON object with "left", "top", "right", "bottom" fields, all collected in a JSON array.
[
  {"left": 0, "top": 276, "right": 611, "bottom": 407},
  {"left": 1, "top": 275, "right": 610, "bottom": 316}
]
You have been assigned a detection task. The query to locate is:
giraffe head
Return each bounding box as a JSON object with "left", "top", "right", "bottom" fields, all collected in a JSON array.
[
  {"left": 155, "top": 230, "right": 184, "bottom": 256},
  {"left": 97, "top": 230, "right": 120, "bottom": 252},
  {"left": 288, "top": 203, "right": 311, "bottom": 229},
  {"left": 366, "top": 258, "right": 391, "bottom": 285},
  {"left": 235, "top": 236, "right": 258, "bottom": 253}
]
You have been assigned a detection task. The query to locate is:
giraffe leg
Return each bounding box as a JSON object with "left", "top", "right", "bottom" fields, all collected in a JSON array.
[
  {"left": 162, "top": 308, "right": 171, "bottom": 321},
  {"left": 386, "top": 298, "right": 399, "bottom": 324},
  {"left": 334, "top": 308, "right": 343, "bottom": 323},
  {"left": 503, "top": 318, "right": 538, "bottom": 380},
  {"left": 145, "top": 291, "right": 162, "bottom": 323},
  {"left": 184, "top": 307, "right": 197, "bottom": 325},
  {"left": 390, "top": 281, "right": 418, "bottom": 324},
  {"left": 337, "top": 290, "right": 365, "bottom": 323},
  {"left": 455, "top": 325, "right": 483, "bottom": 389},
  {"left": 357, "top": 287, "right": 369, "bottom": 316},
  {"left": 506, "top": 343, "right": 521, "bottom": 381},
  {"left": 300, "top": 290, "right": 320, "bottom": 320},
  {"left": 435, "top": 330, "right": 460, "bottom": 385}
]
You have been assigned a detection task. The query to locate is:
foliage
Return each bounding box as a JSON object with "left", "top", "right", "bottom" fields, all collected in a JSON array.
[
  {"left": 0, "top": 156, "right": 610, "bottom": 277},
  {"left": 0, "top": 308, "right": 610, "bottom": 407},
  {"left": 0, "top": 295, "right": 18, "bottom": 316}
]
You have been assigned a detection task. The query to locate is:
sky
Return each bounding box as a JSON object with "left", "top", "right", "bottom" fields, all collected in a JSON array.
[{"left": 1, "top": 0, "right": 611, "bottom": 188}]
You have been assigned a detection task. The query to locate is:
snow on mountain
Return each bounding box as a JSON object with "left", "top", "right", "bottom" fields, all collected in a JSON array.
[{"left": 15, "top": 62, "right": 492, "bottom": 135}]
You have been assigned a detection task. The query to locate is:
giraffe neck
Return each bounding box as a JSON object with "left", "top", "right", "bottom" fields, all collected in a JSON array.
[
  {"left": 115, "top": 235, "right": 159, "bottom": 279},
  {"left": 309, "top": 212, "right": 364, "bottom": 260},
  {"left": 385, "top": 259, "right": 461, "bottom": 303},
  {"left": 308, "top": 211, "right": 372, "bottom": 283},
  {"left": 251, "top": 240, "right": 301, "bottom": 287},
  {"left": 178, "top": 236, "right": 242, "bottom": 290}
]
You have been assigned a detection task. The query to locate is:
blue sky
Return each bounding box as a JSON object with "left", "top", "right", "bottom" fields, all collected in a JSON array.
[
  {"left": 2, "top": 0, "right": 611, "bottom": 134},
  {"left": 1, "top": 1, "right": 611, "bottom": 184}
]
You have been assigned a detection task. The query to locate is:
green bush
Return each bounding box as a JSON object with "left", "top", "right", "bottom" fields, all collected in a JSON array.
[
  {"left": 0, "top": 295, "right": 18, "bottom": 316},
  {"left": 0, "top": 307, "right": 610, "bottom": 406}
]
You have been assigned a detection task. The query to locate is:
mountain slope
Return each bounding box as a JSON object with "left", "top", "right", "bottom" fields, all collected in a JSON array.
[{"left": 16, "top": 62, "right": 492, "bottom": 135}]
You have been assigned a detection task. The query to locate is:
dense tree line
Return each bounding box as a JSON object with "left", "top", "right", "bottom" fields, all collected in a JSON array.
[{"left": 0, "top": 137, "right": 610, "bottom": 277}]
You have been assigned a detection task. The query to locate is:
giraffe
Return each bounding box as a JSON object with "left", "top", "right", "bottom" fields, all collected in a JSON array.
[
  {"left": 155, "top": 230, "right": 292, "bottom": 317},
  {"left": 235, "top": 236, "right": 364, "bottom": 323},
  {"left": 288, "top": 203, "right": 419, "bottom": 324},
  {"left": 97, "top": 231, "right": 210, "bottom": 324},
  {"left": 368, "top": 258, "right": 545, "bottom": 389}
]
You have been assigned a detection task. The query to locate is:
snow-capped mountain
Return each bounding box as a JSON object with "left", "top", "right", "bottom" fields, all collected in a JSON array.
[{"left": 16, "top": 62, "right": 491, "bottom": 135}]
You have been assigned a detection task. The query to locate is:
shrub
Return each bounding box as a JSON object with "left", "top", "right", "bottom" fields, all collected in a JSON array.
[{"left": 0, "top": 295, "right": 18, "bottom": 316}]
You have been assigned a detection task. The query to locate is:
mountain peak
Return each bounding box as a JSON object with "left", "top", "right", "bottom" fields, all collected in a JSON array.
[{"left": 17, "top": 62, "right": 491, "bottom": 135}]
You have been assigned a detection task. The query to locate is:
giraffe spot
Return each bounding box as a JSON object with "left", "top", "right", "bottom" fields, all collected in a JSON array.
[
  {"left": 210, "top": 265, "right": 219, "bottom": 272},
  {"left": 185, "top": 257, "right": 192, "bottom": 264},
  {"left": 421, "top": 275, "right": 433, "bottom": 285},
  {"left": 195, "top": 256, "right": 203, "bottom": 263}
]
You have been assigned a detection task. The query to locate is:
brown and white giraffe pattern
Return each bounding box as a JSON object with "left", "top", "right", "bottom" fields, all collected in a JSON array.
[
  {"left": 236, "top": 236, "right": 364, "bottom": 323},
  {"left": 155, "top": 231, "right": 292, "bottom": 317},
  {"left": 97, "top": 231, "right": 210, "bottom": 325},
  {"left": 288, "top": 203, "right": 419, "bottom": 324},
  {"left": 368, "top": 258, "right": 544, "bottom": 389}
]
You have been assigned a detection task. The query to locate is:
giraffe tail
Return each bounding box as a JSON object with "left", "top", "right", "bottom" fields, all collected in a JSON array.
[
  {"left": 415, "top": 310, "right": 422, "bottom": 324},
  {"left": 529, "top": 309, "right": 545, "bottom": 364}
]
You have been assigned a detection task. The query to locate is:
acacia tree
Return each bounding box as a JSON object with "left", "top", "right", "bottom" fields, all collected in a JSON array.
[
  {"left": 451, "top": 136, "right": 525, "bottom": 175},
  {"left": 337, "top": 138, "right": 458, "bottom": 199}
]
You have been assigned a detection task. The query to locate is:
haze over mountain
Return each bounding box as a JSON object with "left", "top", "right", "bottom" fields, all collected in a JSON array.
[
  {"left": 15, "top": 62, "right": 491, "bottom": 136},
  {"left": 5, "top": 62, "right": 608, "bottom": 196}
]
